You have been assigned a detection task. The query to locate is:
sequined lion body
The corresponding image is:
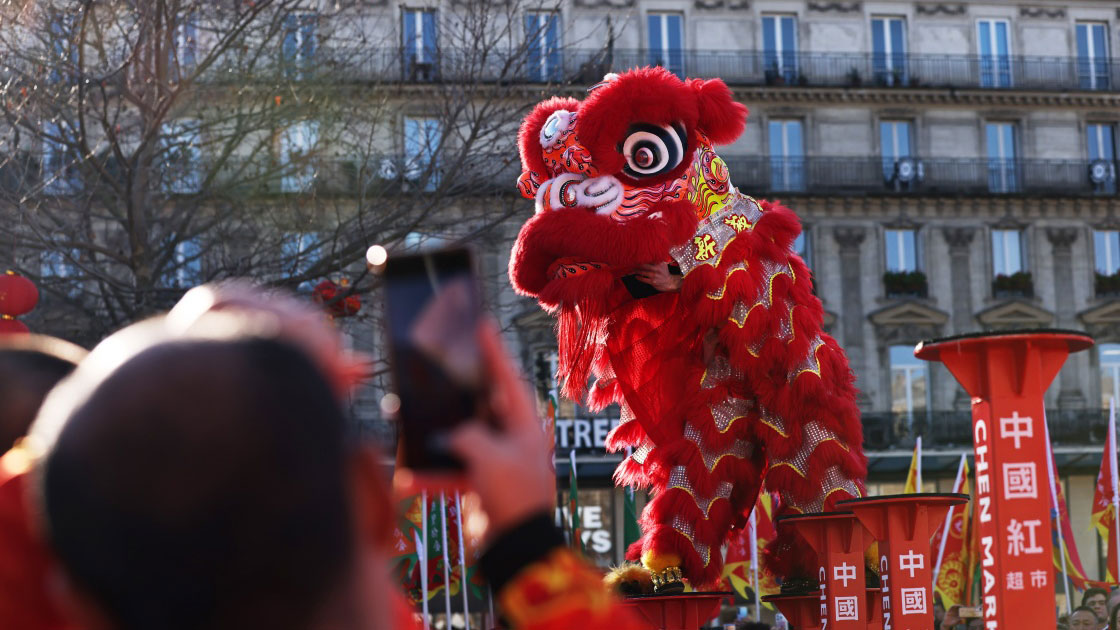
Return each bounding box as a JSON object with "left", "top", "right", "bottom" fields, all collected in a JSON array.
[{"left": 509, "top": 67, "right": 867, "bottom": 587}]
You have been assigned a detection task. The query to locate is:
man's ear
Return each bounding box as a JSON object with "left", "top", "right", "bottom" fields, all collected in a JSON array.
[
  {"left": 688, "top": 78, "right": 749, "bottom": 145},
  {"left": 49, "top": 565, "right": 115, "bottom": 630},
  {"left": 349, "top": 445, "right": 395, "bottom": 548}
]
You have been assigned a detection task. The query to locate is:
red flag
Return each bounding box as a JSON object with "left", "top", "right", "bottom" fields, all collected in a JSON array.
[
  {"left": 1092, "top": 404, "right": 1119, "bottom": 582},
  {"left": 934, "top": 456, "right": 971, "bottom": 608},
  {"left": 723, "top": 492, "right": 779, "bottom": 605}
]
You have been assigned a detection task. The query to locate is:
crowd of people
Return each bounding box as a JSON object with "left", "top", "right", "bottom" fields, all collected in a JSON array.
[{"left": 0, "top": 282, "right": 646, "bottom": 630}]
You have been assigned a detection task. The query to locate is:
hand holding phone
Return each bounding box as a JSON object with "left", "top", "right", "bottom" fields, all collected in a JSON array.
[
  {"left": 383, "top": 248, "right": 484, "bottom": 487},
  {"left": 448, "top": 323, "right": 556, "bottom": 537}
]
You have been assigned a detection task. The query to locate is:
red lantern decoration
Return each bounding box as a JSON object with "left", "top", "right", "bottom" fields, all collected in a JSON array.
[
  {"left": 312, "top": 279, "right": 361, "bottom": 318},
  {"left": 0, "top": 271, "right": 38, "bottom": 317},
  {"left": 0, "top": 318, "right": 30, "bottom": 335}
]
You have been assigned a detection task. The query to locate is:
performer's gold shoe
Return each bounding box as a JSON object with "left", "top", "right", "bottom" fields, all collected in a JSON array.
[{"left": 650, "top": 566, "right": 685, "bottom": 594}]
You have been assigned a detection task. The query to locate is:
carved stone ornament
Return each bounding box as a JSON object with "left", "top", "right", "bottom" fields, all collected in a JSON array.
[
  {"left": 976, "top": 299, "right": 1054, "bottom": 331},
  {"left": 1020, "top": 6, "right": 1066, "bottom": 19},
  {"left": 869, "top": 300, "right": 949, "bottom": 344},
  {"left": 1080, "top": 300, "right": 1120, "bottom": 342},
  {"left": 808, "top": 1, "right": 861, "bottom": 13},
  {"left": 694, "top": 0, "right": 749, "bottom": 9},
  {"left": 833, "top": 226, "right": 867, "bottom": 250},
  {"left": 941, "top": 226, "right": 975, "bottom": 251},
  {"left": 573, "top": 0, "right": 634, "bottom": 6},
  {"left": 915, "top": 3, "right": 967, "bottom": 16},
  {"left": 1046, "top": 227, "right": 1079, "bottom": 251}
]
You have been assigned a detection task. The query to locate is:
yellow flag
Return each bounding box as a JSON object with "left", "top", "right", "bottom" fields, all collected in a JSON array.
[{"left": 904, "top": 437, "right": 922, "bottom": 493}]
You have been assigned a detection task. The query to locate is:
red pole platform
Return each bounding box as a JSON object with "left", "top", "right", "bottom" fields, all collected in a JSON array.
[
  {"left": 618, "top": 592, "right": 730, "bottom": 630},
  {"left": 839, "top": 494, "right": 968, "bottom": 630},
  {"left": 761, "top": 593, "right": 822, "bottom": 630},
  {"left": 776, "top": 512, "right": 872, "bottom": 629},
  {"left": 915, "top": 330, "right": 1092, "bottom": 630}
]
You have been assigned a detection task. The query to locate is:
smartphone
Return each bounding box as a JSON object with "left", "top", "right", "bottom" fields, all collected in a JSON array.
[{"left": 382, "top": 247, "right": 484, "bottom": 485}]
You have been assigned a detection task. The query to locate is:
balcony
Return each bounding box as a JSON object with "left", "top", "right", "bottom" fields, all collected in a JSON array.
[
  {"left": 861, "top": 408, "right": 1109, "bottom": 451},
  {"left": 721, "top": 156, "right": 1119, "bottom": 198},
  {"left": 315, "top": 47, "right": 1120, "bottom": 93}
]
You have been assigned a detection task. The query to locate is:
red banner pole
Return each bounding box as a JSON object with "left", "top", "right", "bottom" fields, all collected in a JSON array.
[{"left": 915, "top": 330, "right": 1092, "bottom": 630}]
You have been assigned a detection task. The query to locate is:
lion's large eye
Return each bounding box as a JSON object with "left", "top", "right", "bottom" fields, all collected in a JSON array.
[{"left": 621, "top": 123, "right": 686, "bottom": 179}]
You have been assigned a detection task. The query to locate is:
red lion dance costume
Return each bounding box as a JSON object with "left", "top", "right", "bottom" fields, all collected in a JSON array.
[{"left": 509, "top": 68, "right": 868, "bottom": 591}]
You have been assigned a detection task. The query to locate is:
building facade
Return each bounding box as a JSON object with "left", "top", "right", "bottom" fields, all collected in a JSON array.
[{"left": 7, "top": 0, "right": 1120, "bottom": 592}]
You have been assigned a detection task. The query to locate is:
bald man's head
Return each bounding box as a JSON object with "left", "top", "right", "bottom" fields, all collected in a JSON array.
[
  {"left": 37, "top": 337, "right": 354, "bottom": 630},
  {"left": 0, "top": 335, "right": 85, "bottom": 453}
]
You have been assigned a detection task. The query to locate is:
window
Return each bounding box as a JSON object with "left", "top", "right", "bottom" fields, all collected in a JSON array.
[
  {"left": 525, "top": 12, "right": 561, "bottom": 83},
  {"left": 282, "top": 13, "right": 317, "bottom": 80},
  {"left": 402, "top": 9, "right": 438, "bottom": 81},
  {"left": 1102, "top": 344, "right": 1120, "bottom": 409},
  {"left": 647, "top": 13, "right": 683, "bottom": 78},
  {"left": 977, "top": 19, "right": 1012, "bottom": 88},
  {"left": 762, "top": 15, "right": 797, "bottom": 84},
  {"left": 880, "top": 120, "right": 913, "bottom": 182},
  {"left": 1095, "top": 230, "right": 1120, "bottom": 275},
  {"left": 1088, "top": 123, "right": 1117, "bottom": 194},
  {"left": 986, "top": 122, "right": 1018, "bottom": 193},
  {"left": 171, "top": 12, "right": 199, "bottom": 80},
  {"left": 768, "top": 119, "right": 803, "bottom": 192},
  {"left": 1076, "top": 22, "right": 1110, "bottom": 90},
  {"left": 40, "top": 247, "right": 82, "bottom": 298},
  {"left": 168, "top": 238, "right": 202, "bottom": 288},
  {"left": 281, "top": 232, "right": 323, "bottom": 291},
  {"left": 991, "top": 229, "right": 1024, "bottom": 277},
  {"left": 793, "top": 230, "right": 810, "bottom": 268},
  {"left": 42, "top": 121, "right": 80, "bottom": 196},
  {"left": 278, "top": 121, "right": 320, "bottom": 193},
  {"left": 404, "top": 116, "right": 441, "bottom": 192},
  {"left": 48, "top": 13, "right": 77, "bottom": 84},
  {"left": 890, "top": 345, "right": 928, "bottom": 424},
  {"left": 871, "top": 17, "right": 907, "bottom": 86},
  {"left": 161, "top": 119, "right": 202, "bottom": 194},
  {"left": 884, "top": 229, "right": 918, "bottom": 272}
]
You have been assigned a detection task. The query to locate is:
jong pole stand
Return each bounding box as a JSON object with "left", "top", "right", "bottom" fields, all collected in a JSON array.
[
  {"left": 915, "top": 329, "right": 1092, "bottom": 630},
  {"left": 770, "top": 512, "right": 876, "bottom": 630},
  {"left": 619, "top": 592, "right": 732, "bottom": 630},
  {"left": 840, "top": 494, "right": 969, "bottom": 630}
]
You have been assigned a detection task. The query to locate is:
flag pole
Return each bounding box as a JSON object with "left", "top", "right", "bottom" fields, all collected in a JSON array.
[
  {"left": 749, "top": 508, "right": 760, "bottom": 622},
  {"left": 916, "top": 435, "right": 922, "bottom": 491},
  {"left": 420, "top": 490, "right": 430, "bottom": 630},
  {"left": 1110, "top": 398, "right": 1120, "bottom": 584},
  {"left": 1044, "top": 412, "right": 1073, "bottom": 615},
  {"left": 455, "top": 490, "right": 471, "bottom": 630},
  {"left": 933, "top": 454, "right": 965, "bottom": 589},
  {"left": 440, "top": 493, "right": 453, "bottom": 626}
]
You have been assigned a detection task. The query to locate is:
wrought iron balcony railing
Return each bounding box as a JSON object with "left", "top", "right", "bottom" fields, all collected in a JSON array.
[
  {"left": 8, "top": 152, "right": 1116, "bottom": 199},
  {"left": 314, "top": 47, "right": 1120, "bottom": 93},
  {"left": 722, "top": 156, "right": 1119, "bottom": 197},
  {"left": 862, "top": 408, "right": 1110, "bottom": 451}
]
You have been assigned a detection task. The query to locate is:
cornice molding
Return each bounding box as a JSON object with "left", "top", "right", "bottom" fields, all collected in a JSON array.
[
  {"left": 1019, "top": 6, "right": 1066, "bottom": 20},
  {"left": 729, "top": 86, "right": 1120, "bottom": 109},
  {"left": 694, "top": 0, "right": 749, "bottom": 9},
  {"left": 789, "top": 196, "right": 1120, "bottom": 221},
  {"left": 915, "top": 3, "right": 967, "bottom": 17},
  {"left": 807, "top": 2, "right": 861, "bottom": 13}
]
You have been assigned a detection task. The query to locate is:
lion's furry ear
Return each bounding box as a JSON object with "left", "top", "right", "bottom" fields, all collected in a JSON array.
[{"left": 688, "top": 78, "right": 748, "bottom": 145}]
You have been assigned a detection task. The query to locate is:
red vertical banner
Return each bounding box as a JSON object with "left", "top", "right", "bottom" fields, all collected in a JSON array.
[{"left": 916, "top": 331, "right": 1092, "bottom": 630}]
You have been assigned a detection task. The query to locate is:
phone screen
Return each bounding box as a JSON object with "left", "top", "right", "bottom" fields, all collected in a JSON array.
[{"left": 383, "top": 248, "right": 482, "bottom": 472}]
